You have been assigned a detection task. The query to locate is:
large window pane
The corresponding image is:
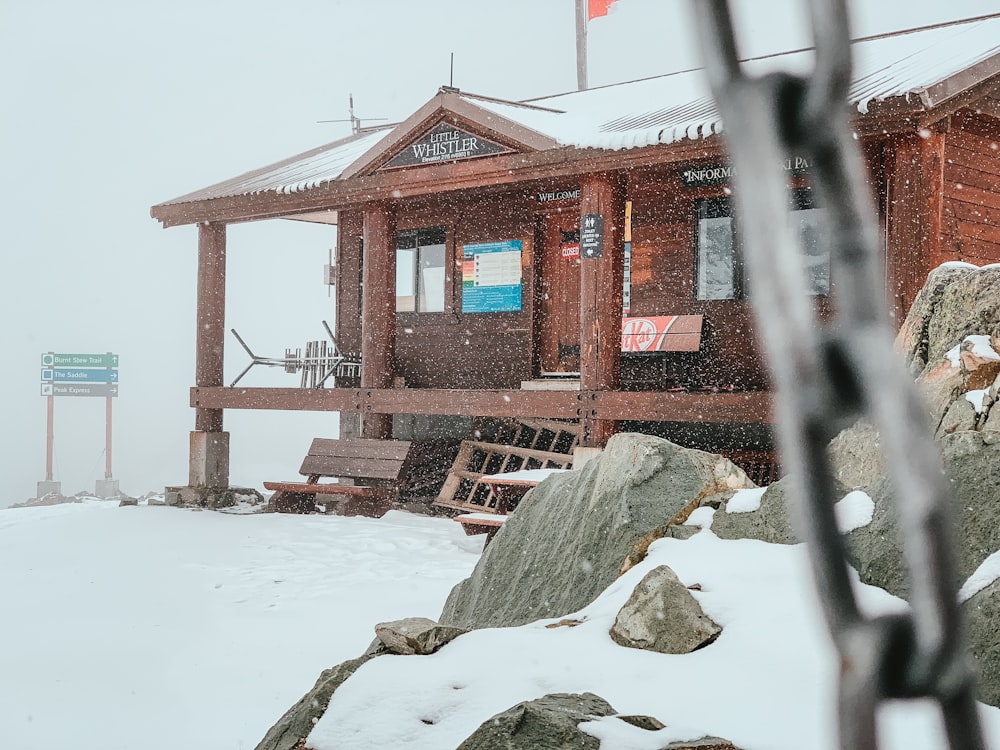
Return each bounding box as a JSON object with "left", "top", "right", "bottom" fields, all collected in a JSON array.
[
  {"left": 418, "top": 242, "right": 446, "bottom": 312},
  {"left": 792, "top": 207, "right": 830, "bottom": 296},
  {"left": 396, "top": 247, "right": 416, "bottom": 312},
  {"left": 696, "top": 198, "right": 736, "bottom": 300},
  {"left": 396, "top": 227, "right": 446, "bottom": 313}
]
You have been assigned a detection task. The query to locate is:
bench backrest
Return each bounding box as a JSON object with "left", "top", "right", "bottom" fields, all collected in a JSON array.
[{"left": 299, "top": 438, "right": 414, "bottom": 483}]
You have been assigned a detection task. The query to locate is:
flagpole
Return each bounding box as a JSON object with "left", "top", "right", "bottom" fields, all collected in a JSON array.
[{"left": 576, "top": 0, "right": 588, "bottom": 90}]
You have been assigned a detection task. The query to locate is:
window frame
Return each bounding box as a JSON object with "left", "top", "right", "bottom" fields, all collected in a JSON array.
[
  {"left": 695, "top": 196, "right": 740, "bottom": 301},
  {"left": 693, "top": 188, "right": 830, "bottom": 301},
  {"left": 395, "top": 226, "right": 448, "bottom": 314}
]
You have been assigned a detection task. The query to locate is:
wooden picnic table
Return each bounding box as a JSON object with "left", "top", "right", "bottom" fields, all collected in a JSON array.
[{"left": 454, "top": 468, "right": 570, "bottom": 547}]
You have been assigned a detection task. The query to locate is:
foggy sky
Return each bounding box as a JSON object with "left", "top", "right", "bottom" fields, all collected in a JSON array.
[{"left": 0, "top": 0, "right": 988, "bottom": 504}]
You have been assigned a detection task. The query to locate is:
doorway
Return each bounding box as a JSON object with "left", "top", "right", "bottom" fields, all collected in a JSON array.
[{"left": 537, "top": 214, "right": 581, "bottom": 373}]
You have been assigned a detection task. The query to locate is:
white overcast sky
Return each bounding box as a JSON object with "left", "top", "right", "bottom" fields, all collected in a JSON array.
[{"left": 0, "top": 0, "right": 991, "bottom": 503}]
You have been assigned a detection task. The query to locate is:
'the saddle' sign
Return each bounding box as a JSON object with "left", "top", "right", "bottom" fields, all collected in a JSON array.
[{"left": 382, "top": 122, "right": 512, "bottom": 169}]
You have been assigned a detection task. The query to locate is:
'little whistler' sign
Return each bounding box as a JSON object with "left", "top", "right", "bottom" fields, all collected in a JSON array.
[{"left": 382, "top": 122, "right": 512, "bottom": 169}]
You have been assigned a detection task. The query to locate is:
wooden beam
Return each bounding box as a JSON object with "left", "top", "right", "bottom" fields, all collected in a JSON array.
[
  {"left": 195, "top": 223, "right": 226, "bottom": 433},
  {"left": 190, "top": 386, "right": 774, "bottom": 424},
  {"left": 885, "top": 131, "right": 944, "bottom": 323},
  {"left": 361, "top": 203, "right": 396, "bottom": 439},
  {"left": 579, "top": 173, "right": 626, "bottom": 446},
  {"left": 151, "top": 139, "right": 724, "bottom": 228},
  {"left": 591, "top": 390, "right": 772, "bottom": 423}
]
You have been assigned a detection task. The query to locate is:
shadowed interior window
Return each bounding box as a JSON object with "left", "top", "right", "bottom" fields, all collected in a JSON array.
[
  {"left": 396, "top": 227, "right": 446, "bottom": 312},
  {"left": 696, "top": 197, "right": 737, "bottom": 300},
  {"left": 695, "top": 190, "right": 829, "bottom": 300}
]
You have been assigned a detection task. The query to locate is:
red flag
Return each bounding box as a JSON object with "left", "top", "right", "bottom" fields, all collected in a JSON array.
[{"left": 588, "top": 0, "right": 619, "bottom": 20}]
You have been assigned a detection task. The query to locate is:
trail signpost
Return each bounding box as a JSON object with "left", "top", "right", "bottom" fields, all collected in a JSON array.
[{"left": 38, "top": 352, "right": 120, "bottom": 499}]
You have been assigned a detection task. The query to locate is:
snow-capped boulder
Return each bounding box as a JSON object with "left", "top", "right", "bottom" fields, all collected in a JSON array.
[
  {"left": 439, "top": 433, "right": 754, "bottom": 630},
  {"left": 710, "top": 477, "right": 799, "bottom": 545},
  {"left": 455, "top": 693, "right": 615, "bottom": 750},
  {"left": 846, "top": 431, "right": 1000, "bottom": 600},
  {"left": 456, "top": 693, "right": 743, "bottom": 750},
  {"left": 609, "top": 565, "right": 722, "bottom": 654},
  {"left": 374, "top": 617, "right": 467, "bottom": 655},
  {"left": 896, "top": 263, "right": 1000, "bottom": 378}
]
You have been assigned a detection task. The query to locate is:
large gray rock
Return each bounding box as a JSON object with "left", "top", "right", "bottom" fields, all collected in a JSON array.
[
  {"left": 923, "top": 267, "right": 1000, "bottom": 372},
  {"left": 917, "top": 362, "right": 967, "bottom": 435},
  {"left": 439, "top": 433, "right": 754, "bottom": 629},
  {"left": 374, "top": 617, "right": 467, "bottom": 655},
  {"left": 710, "top": 476, "right": 799, "bottom": 545},
  {"left": 846, "top": 430, "right": 1000, "bottom": 599},
  {"left": 963, "top": 577, "right": 1000, "bottom": 707},
  {"left": 254, "top": 653, "right": 377, "bottom": 750},
  {"left": 610, "top": 566, "right": 721, "bottom": 654},
  {"left": 455, "top": 693, "right": 615, "bottom": 750},
  {"left": 826, "top": 420, "right": 886, "bottom": 492},
  {"left": 895, "top": 264, "right": 980, "bottom": 376}
]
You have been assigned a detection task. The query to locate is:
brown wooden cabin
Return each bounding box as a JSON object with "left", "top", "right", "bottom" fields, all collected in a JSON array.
[{"left": 152, "top": 18, "right": 1000, "bottom": 500}]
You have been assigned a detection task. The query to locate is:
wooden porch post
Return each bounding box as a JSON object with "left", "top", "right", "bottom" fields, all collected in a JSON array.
[
  {"left": 190, "top": 221, "right": 230, "bottom": 488},
  {"left": 579, "top": 173, "right": 626, "bottom": 447},
  {"left": 885, "top": 129, "right": 944, "bottom": 325},
  {"left": 361, "top": 202, "right": 396, "bottom": 439}
]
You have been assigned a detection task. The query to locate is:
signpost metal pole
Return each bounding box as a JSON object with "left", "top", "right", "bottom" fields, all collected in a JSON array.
[
  {"left": 45, "top": 394, "right": 54, "bottom": 482},
  {"left": 38, "top": 351, "right": 119, "bottom": 498},
  {"left": 105, "top": 396, "right": 113, "bottom": 480}
]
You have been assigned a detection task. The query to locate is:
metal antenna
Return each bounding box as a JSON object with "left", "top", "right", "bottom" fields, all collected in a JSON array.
[
  {"left": 450, "top": 53, "right": 455, "bottom": 88},
  {"left": 317, "top": 93, "right": 388, "bottom": 134}
]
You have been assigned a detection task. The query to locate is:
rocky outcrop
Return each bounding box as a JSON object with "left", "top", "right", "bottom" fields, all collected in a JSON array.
[
  {"left": 609, "top": 566, "right": 721, "bottom": 654},
  {"left": 254, "top": 652, "right": 378, "bottom": 750},
  {"left": 845, "top": 429, "right": 1000, "bottom": 600},
  {"left": 896, "top": 264, "right": 1000, "bottom": 377},
  {"left": 963, "top": 578, "right": 1000, "bottom": 708},
  {"left": 439, "top": 433, "right": 754, "bottom": 630},
  {"left": 456, "top": 693, "right": 615, "bottom": 750},
  {"left": 710, "top": 477, "right": 799, "bottom": 545},
  {"left": 456, "top": 692, "right": 742, "bottom": 750},
  {"left": 374, "top": 617, "right": 467, "bottom": 655}
]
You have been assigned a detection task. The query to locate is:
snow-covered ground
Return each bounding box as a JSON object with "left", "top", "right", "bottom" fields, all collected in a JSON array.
[
  {"left": 3, "top": 498, "right": 1000, "bottom": 750},
  {"left": 0, "top": 500, "right": 481, "bottom": 750}
]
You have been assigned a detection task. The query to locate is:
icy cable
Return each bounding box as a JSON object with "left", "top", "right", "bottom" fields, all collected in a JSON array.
[{"left": 690, "top": 0, "right": 986, "bottom": 747}]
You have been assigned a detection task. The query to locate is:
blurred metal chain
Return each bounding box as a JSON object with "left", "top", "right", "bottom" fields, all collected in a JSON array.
[{"left": 690, "top": 0, "right": 986, "bottom": 747}]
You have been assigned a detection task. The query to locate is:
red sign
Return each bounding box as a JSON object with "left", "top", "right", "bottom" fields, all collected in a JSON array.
[
  {"left": 621, "top": 315, "right": 703, "bottom": 352},
  {"left": 562, "top": 243, "right": 580, "bottom": 259}
]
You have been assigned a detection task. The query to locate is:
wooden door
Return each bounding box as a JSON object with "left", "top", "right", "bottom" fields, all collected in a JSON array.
[{"left": 538, "top": 216, "right": 581, "bottom": 373}]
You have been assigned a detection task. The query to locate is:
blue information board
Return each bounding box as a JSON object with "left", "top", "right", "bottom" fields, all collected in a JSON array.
[{"left": 461, "top": 240, "right": 523, "bottom": 313}]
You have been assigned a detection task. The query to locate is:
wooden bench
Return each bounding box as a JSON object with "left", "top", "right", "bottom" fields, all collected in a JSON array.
[{"left": 264, "top": 438, "right": 415, "bottom": 517}]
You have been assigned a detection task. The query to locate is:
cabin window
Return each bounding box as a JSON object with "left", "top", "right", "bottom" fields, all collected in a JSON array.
[
  {"left": 695, "top": 197, "right": 738, "bottom": 300},
  {"left": 396, "top": 227, "right": 446, "bottom": 312},
  {"left": 695, "top": 190, "right": 829, "bottom": 300},
  {"left": 789, "top": 189, "right": 830, "bottom": 296}
]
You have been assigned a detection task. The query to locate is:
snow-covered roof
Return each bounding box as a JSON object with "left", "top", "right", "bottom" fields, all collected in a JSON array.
[
  {"left": 154, "top": 16, "right": 1000, "bottom": 213},
  {"left": 158, "top": 127, "right": 393, "bottom": 207},
  {"left": 468, "top": 15, "right": 1000, "bottom": 150}
]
